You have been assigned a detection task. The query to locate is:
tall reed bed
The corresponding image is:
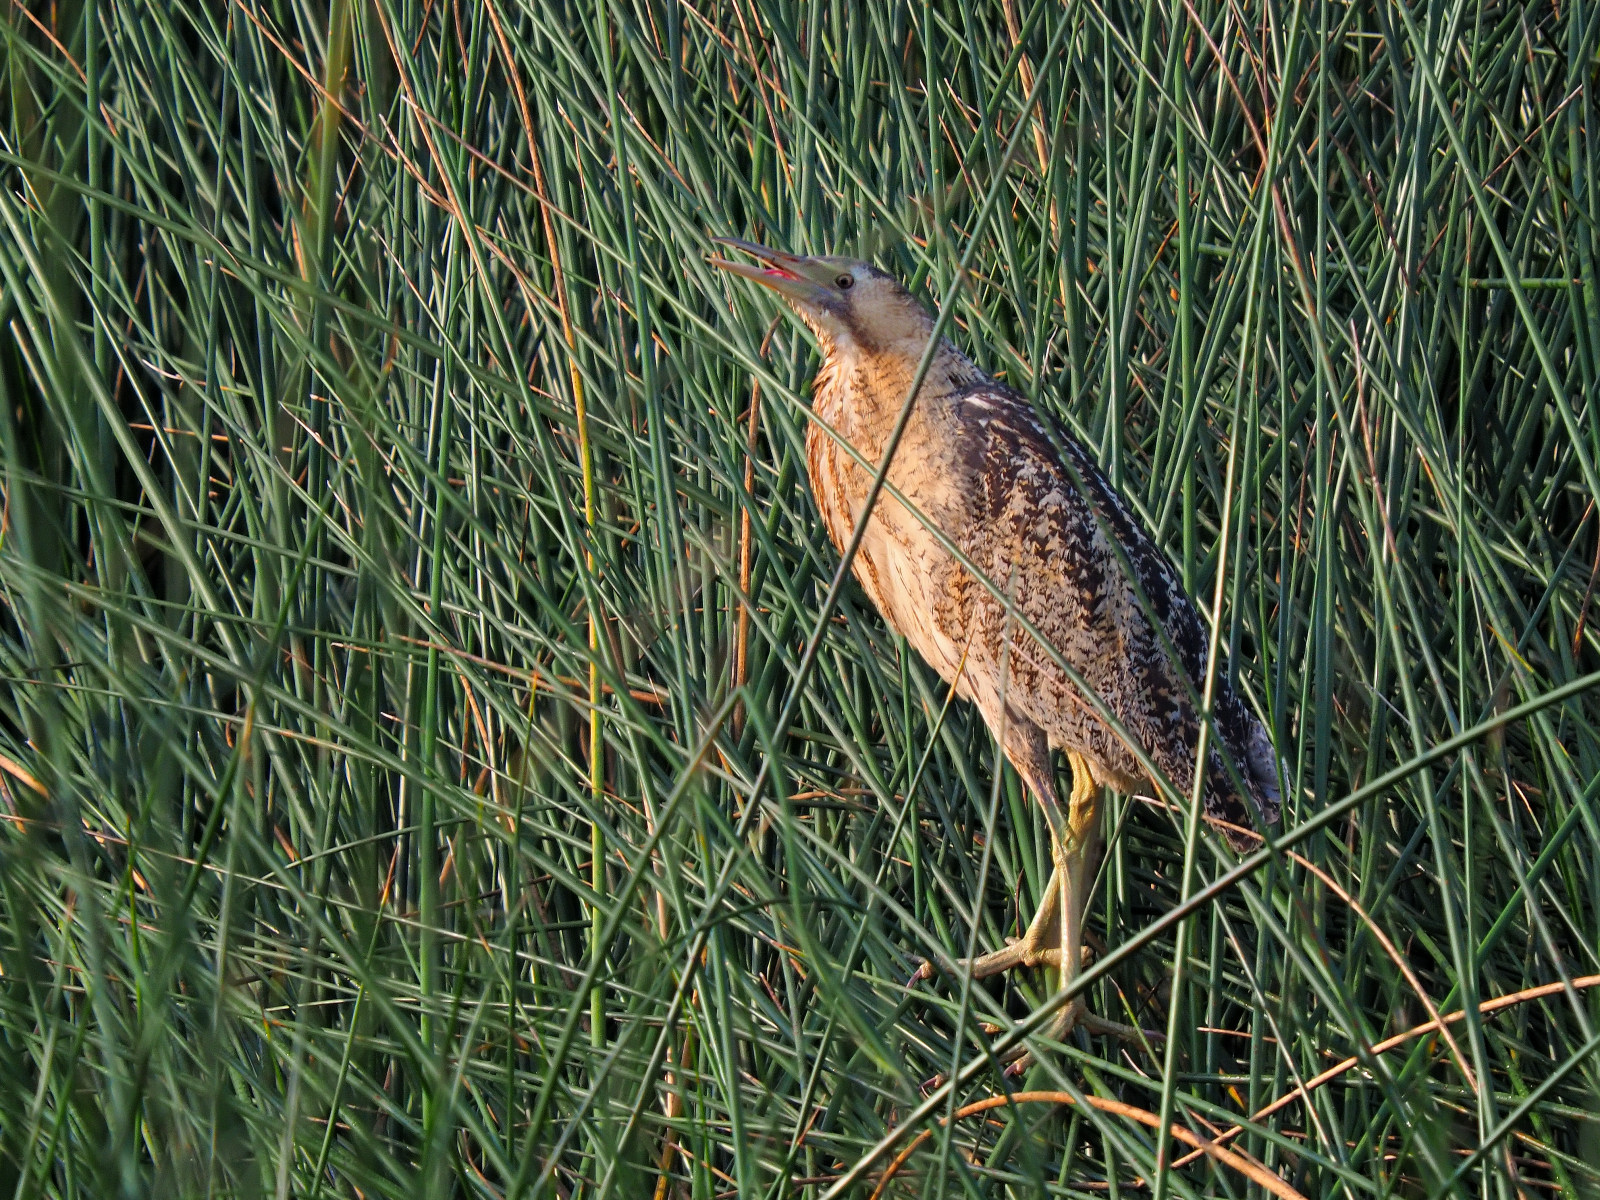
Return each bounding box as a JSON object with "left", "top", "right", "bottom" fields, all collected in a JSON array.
[{"left": 2, "top": 0, "right": 1597, "bottom": 1195}]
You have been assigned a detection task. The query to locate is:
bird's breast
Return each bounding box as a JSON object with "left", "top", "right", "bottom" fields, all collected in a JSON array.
[{"left": 805, "top": 402, "right": 976, "bottom": 689}]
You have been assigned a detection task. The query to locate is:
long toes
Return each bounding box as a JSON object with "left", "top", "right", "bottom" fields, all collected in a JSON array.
[
  {"left": 909, "top": 950, "right": 1021, "bottom": 985},
  {"left": 998, "top": 1002, "right": 1172, "bottom": 1074},
  {"left": 917, "top": 946, "right": 1030, "bottom": 982},
  {"left": 999, "top": 1000, "right": 1088, "bottom": 1078},
  {"left": 1044, "top": 998, "right": 1088, "bottom": 1042},
  {"left": 998, "top": 1034, "right": 1041, "bottom": 1076},
  {"left": 964, "top": 947, "right": 1027, "bottom": 978},
  {"left": 909, "top": 934, "right": 1076, "bottom": 991},
  {"left": 1078, "top": 1012, "right": 1166, "bottom": 1044}
]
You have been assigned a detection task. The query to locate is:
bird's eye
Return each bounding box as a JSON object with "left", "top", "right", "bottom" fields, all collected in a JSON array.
[{"left": 836, "top": 274, "right": 854, "bottom": 290}]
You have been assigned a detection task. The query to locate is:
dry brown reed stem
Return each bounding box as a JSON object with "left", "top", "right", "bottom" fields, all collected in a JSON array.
[
  {"left": 733, "top": 316, "right": 782, "bottom": 735},
  {"left": 1202, "top": 811, "right": 1474, "bottom": 1087},
  {"left": 1170, "top": 973, "right": 1600, "bottom": 1171},
  {"left": 867, "top": 1091, "right": 1309, "bottom": 1200},
  {"left": 1286, "top": 848, "right": 1476, "bottom": 1089}
]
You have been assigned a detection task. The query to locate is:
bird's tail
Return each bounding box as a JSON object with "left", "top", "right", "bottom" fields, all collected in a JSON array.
[
  {"left": 1200, "top": 712, "right": 1282, "bottom": 852},
  {"left": 1243, "top": 720, "right": 1283, "bottom": 829}
]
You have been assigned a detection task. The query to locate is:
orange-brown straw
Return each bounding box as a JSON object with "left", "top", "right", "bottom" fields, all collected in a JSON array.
[
  {"left": 868, "top": 1091, "right": 1308, "bottom": 1200},
  {"left": 1172, "top": 973, "right": 1600, "bottom": 1170}
]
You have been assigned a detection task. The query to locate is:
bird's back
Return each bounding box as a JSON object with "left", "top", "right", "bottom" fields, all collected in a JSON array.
[{"left": 806, "top": 351, "right": 1281, "bottom": 845}]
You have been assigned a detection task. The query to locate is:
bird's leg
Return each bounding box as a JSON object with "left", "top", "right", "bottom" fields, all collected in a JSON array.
[
  {"left": 906, "top": 724, "right": 1157, "bottom": 1059},
  {"left": 1039, "top": 752, "right": 1102, "bottom": 1038},
  {"left": 1001, "top": 752, "right": 1152, "bottom": 1072},
  {"left": 912, "top": 726, "right": 1093, "bottom": 982},
  {"left": 909, "top": 865, "right": 1064, "bottom": 983},
  {"left": 910, "top": 722, "right": 1068, "bottom": 984}
]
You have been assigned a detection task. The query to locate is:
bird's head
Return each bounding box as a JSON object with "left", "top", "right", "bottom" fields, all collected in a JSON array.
[{"left": 709, "top": 238, "right": 933, "bottom": 356}]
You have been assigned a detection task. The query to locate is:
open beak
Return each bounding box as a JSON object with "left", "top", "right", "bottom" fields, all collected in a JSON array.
[{"left": 708, "top": 237, "right": 834, "bottom": 305}]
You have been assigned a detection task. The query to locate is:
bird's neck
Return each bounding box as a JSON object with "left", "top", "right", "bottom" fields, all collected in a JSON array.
[{"left": 812, "top": 335, "right": 983, "bottom": 438}]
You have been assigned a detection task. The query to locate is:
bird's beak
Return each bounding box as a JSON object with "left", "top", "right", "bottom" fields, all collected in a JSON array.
[{"left": 708, "top": 237, "right": 834, "bottom": 306}]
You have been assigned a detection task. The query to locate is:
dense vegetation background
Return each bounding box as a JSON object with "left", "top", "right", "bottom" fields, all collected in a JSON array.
[{"left": 3, "top": 0, "right": 1600, "bottom": 1195}]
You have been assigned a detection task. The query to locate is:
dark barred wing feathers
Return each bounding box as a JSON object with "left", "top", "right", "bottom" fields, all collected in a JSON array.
[{"left": 950, "top": 383, "right": 1281, "bottom": 845}]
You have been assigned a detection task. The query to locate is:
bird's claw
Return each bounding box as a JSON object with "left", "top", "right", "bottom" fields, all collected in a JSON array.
[
  {"left": 1081, "top": 1012, "right": 1165, "bottom": 1043},
  {"left": 1000, "top": 1007, "right": 1166, "bottom": 1075},
  {"left": 910, "top": 942, "right": 1088, "bottom": 986}
]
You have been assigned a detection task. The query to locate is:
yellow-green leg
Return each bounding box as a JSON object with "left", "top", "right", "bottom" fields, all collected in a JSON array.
[
  {"left": 911, "top": 734, "right": 1155, "bottom": 1065},
  {"left": 999, "top": 750, "right": 1156, "bottom": 1073}
]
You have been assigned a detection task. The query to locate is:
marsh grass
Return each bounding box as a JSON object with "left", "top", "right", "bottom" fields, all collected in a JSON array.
[{"left": 2, "top": 0, "right": 1600, "bottom": 1196}]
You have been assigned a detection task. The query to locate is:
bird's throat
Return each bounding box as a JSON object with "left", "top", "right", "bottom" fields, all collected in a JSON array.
[{"left": 811, "top": 338, "right": 978, "bottom": 436}]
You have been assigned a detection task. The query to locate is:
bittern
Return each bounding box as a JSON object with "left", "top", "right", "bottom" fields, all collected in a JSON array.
[{"left": 710, "top": 239, "right": 1281, "bottom": 1063}]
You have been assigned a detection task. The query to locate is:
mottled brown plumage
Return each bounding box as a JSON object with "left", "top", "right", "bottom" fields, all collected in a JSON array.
[{"left": 711, "top": 239, "right": 1281, "bottom": 1061}]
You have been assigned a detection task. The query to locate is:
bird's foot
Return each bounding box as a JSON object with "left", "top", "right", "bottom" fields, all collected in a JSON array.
[
  {"left": 909, "top": 941, "right": 1163, "bottom": 1074},
  {"left": 919, "top": 1003, "right": 1160, "bottom": 1089},
  {"left": 909, "top": 936, "right": 1082, "bottom": 986},
  {"left": 1000, "top": 1002, "right": 1163, "bottom": 1077}
]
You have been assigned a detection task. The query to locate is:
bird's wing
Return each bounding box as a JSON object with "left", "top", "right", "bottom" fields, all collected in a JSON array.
[{"left": 948, "top": 382, "right": 1281, "bottom": 838}]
